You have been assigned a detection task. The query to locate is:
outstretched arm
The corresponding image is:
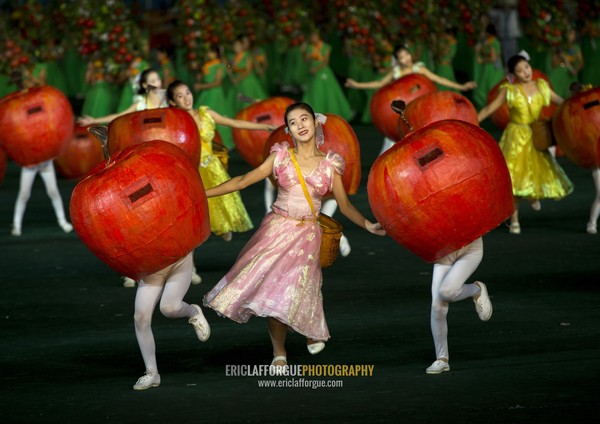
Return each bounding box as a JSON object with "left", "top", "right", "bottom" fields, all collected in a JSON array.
[
  {"left": 331, "top": 174, "right": 385, "bottom": 236},
  {"left": 477, "top": 87, "right": 507, "bottom": 122},
  {"left": 420, "top": 67, "right": 476, "bottom": 91},
  {"left": 209, "top": 109, "right": 276, "bottom": 131},
  {"left": 345, "top": 71, "right": 393, "bottom": 90},
  {"left": 206, "top": 153, "right": 275, "bottom": 198}
]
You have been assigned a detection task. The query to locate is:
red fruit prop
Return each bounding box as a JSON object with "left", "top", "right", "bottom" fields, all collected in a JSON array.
[
  {"left": 370, "top": 73, "right": 437, "bottom": 141},
  {"left": 70, "top": 139, "right": 210, "bottom": 280},
  {"left": 0, "top": 86, "right": 73, "bottom": 166},
  {"left": 263, "top": 114, "right": 361, "bottom": 195},
  {"left": 397, "top": 91, "right": 479, "bottom": 138},
  {"left": 553, "top": 86, "right": 600, "bottom": 169},
  {"left": 367, "top": 120, "right": 513, "bottom": 262},
  {"left": 232, "top": 96, "right": 295, "bottom": 167},
  {"left": 54, "top": 126, "right": 104, "bottom": 179},
  {"left": 107, "top": 108, "right": 201, "bottom": 167},
  {"left": 486, "top": 69, "right": 556, "bottom": 130}
]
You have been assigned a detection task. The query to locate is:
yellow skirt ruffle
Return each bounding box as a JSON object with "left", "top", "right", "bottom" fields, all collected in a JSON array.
[
  {"left": 499, "top": 123, "right": 573, "bottom": 199},
  {"left": 200, "top": 155, "right": 253, "bottom": 236}
]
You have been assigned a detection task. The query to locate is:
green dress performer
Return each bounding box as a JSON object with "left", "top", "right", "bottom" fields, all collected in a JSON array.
[
  {"left": 473, "top": 32, "right": 505, "bottom": 108},
  {"left": 301, "top": 35, "right": 352, "bottom": 121},
  {"left": 195, "top": 57, "right": 237, "bottom": 150}
]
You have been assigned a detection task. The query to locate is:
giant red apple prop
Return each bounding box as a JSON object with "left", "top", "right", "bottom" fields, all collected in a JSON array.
[
  {"left": 107, "top": 108, "right": 201, "bottom": 167},
  {"left": 553, "top": 85, "right": 600, "bottom": 169},
  {"left": 486, "top": 69, "right": 556, "bottom": 130},
  {"left": 368, "top": 120, "right": 513, "bottom": 262},
  {"left": 232, "top": 96, "right": 295, "bottom": 167},
  {"left": 263, "top": 114, "right": 361, "bottom": 195},
  {"left": 70, "top": 139, "right": 210, "bottom": 280},
  {"left": 0, "top": 86, "right": 73, "bottom": 166},
  {"left": 370, "top": 73, "right": 437, "bottom": 141},
  {"left": 54, "top": 126, "right": 104, "bottom": 179},
  {"left": 397, "top": 91, "right": 479, "bottom": 138}
]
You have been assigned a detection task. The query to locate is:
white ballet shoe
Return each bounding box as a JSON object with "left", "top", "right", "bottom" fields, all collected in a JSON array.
[
  {"left": 339, "top": 234, "right": 351, "bottom": 257},
  {"left": 307, "top": 341, "right": 326, "bottom": 355},
  {"left": 191, "top": 269, "right": 202, "bottom": 285},
  {"left": 11, "top": 225, "right": 21, "bottom": 237},
  {"left": 509, "top": 222, "right": 521, "bottom": 234},
  {"left": 270, "top": 355, "right": 288, "bottom": 375},
  {"left": 122, "top": 277, "right": 136, "bottom": 288},
  {"left": 586, "top": 222, "right": 597, "bottom": 235},
  {"left": 59, "top": 221, "right": 73, "bottom": 233},
  {"left": 221, "top": 232, "right": 232, "bottom": 242}
]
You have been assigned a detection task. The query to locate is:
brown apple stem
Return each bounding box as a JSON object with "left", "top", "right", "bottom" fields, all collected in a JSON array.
[
  {"left": 391, "top": 100, "right": 413, "bottom": 132},
  {"left": 87, "top": 126, "right": 111, "bottom": 165}
]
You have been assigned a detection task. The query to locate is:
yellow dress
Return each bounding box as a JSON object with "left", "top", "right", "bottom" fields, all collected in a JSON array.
[
  {"left": 196, "top": 106, "right": 253, "bottom": 235},
  {"left": 499, "top": 79, "right": 573, "bottom": 199}
]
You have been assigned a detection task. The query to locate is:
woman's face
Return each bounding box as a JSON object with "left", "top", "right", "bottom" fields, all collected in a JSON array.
[
  {"left": 286, "top": 108, "right": 317, "bottom": 144},
  {"left": 143, "top": 71, "right": 162, "bottom": 90},
  {"left": 396, "top": 49, "right": 413, "bottom": 67},
  {"left": 513, "top": 60, "right": 532, "bottom": 83},
  {"left": 169, "top": 84, "right": 194, "bottom": 111}
]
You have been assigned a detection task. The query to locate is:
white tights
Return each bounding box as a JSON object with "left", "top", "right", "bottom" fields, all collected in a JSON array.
[
  {"left": 430, "top": 238, "right": 483, "bottom": 361},
  {"left": 379, "top": 137, "right": 396, "bottom": 156},
  {"left": 264, "top": 178, "right": 275, "bottom": 213},
  {"left": 12, "top": 161, "right": 69, "bottom": 230},
  {"left": 134, "top": 253, "right": 197, "bottom": 373},
  {"left": 588, "top": 168, "right": 600, "bottom": 228}
]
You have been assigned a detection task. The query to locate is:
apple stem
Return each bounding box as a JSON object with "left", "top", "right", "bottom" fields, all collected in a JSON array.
[
  {"left": 87, "top": 126, "right": 112, "bottom": 165},
  {"left": 391, "top": 100, "right": 413, "bottom": 132}
]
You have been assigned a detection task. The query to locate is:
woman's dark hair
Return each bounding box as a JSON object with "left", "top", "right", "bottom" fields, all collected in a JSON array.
[
  {"left": 393, "top": 44, "right": 410, "bottom": 57},
  {"left": 284, "top": 102, "right": 316, "bottom": 126},
  {"left": 507, "top": 54, "right": 528, "bottom": 74},
  {"left": 486, "top": 23, "right": 497, "bottom": 37},
  {"left": 209, "top": 43, "right": 221, "bottom": 58},
  {"left": 137, "top": 68, "right": 158, "bottom": 95},
  {"left": 166, "top": 80, "right": 188, "bottom": 103}
]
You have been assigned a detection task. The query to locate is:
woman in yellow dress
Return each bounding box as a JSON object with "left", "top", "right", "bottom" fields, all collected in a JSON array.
[
  {"left": 478, "top": 54, "right": 573, "bottom": 234},
  {"left": 166, "top": 80, "right": 275, "bottom": 240}
]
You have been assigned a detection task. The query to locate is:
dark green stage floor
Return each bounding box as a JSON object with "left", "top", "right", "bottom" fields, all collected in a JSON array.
[{"left": 1, "top": 123, "right": 599, "bottom": 423}]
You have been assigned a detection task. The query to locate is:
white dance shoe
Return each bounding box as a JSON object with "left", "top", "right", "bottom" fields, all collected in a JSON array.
[
  {"left": 133, "top": 370, "right": 160, "bottom": 390},
  {"left": 426, "top": 360, "right": 450, "bottom": 374},
  {"left": 189, "top": 304, "right": 210, "bottom": 342}
]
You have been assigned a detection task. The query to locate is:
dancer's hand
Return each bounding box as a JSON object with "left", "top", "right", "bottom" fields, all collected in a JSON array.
[
  {"left": 366, "top": 220, "right": 386, "bottom": 236},
  {"left": 76, "top": 115, "right": 94, "bottom": 126}
]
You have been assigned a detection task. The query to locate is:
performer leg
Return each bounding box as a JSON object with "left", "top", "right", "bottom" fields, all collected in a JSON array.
[
  {"left": 158, "top": 254, "right": 197, "bottom": 320},
  {"left": 264, "top": 178, "right": 276, "bottom": 214},
  {"left": 38, "top": 161, "right": 72, "bottom": 232},
  {"left": 379, "top": 137, "right": 395, "bottom": 156},
  {"left": 321, "top": 198, "right": 350, "bottom": 257},
  {"left": 134, "top": 279, "right": 164, "bottom": 373},
  {"left": 12, "top": 166, "right": 38, "bottom": 236},
  {"left": 267, "top": 317, "right": 288, "bottom": 368},
  {"left": 509, "top": 197, "right": 520, "bottom": 234},
  {"left": 587, "top": 167, "right": 600, "bottom": 234},
  {"left": 430, "top": 239, "right": 484, "bottom": 362}
]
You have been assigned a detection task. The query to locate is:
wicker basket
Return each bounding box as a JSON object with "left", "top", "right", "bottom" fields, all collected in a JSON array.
[
  {"left": 531, "top": 120, "right": 554, "bottom": 151},
  {"left": 318, "top": 213, "right": 343, "bottom": 268},
  {"left": 212, "top": 141, "right": 229, "bottom": 170}
]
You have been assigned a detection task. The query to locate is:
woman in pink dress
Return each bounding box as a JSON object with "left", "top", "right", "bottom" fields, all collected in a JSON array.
[{"left": 203, "top": 102, "right": 385, "bottom": 372}]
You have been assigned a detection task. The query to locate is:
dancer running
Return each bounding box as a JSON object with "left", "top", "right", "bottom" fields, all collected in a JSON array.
[
  {"left": 478, "top": 53, "right": 573, "bottom": 234},
  {"left": 203, "top": 102, "right": 385, "bottom": 373},
  {"left": 426, "top": 238, "right": 492, "bottom": 374},
  {"left": 346, "top": 44, "right": 476, "bottom": 154},
  {"left": 167, "top": 80, "right": 275, "bottom": 241}
]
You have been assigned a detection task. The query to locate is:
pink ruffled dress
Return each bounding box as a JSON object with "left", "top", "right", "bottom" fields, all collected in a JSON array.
[{"left": 203, "top": 142, "right": 345, "bottom": 341}]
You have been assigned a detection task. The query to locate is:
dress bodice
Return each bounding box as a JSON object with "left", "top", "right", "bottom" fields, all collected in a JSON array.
[
  {"left": 270, "top": 142, "right": 345, "bottom": 221},
  {"left": 503, "top": 79, "right": 551, "bottom": 125}
]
